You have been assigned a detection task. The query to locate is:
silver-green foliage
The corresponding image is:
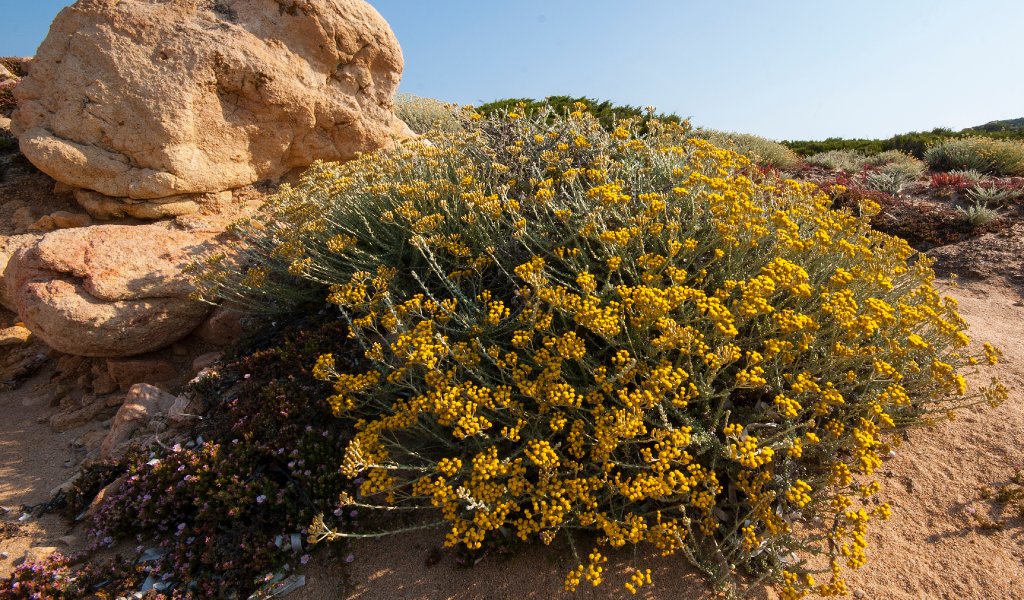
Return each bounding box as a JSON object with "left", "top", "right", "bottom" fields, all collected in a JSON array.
[
  {"left": 806, "top": 149, "right": 925, "bottom": 179},
  {"left": 394, "top": 93, "right": 462, "bottom": 134},
  {"left": 956, "top": 202, "right": 999, "bottom": 227},
  {"left": 965, "top": 184, "right": 1021, "bottom": 207},
  {"left": 692, "top": 128, "right": 799, "bottom": 169},
  {"left": 864, "top": 171, "right": 914, "bottom": 196},
  {"left": 924, "top": 137, "right": 1024, "bottom": 176}
]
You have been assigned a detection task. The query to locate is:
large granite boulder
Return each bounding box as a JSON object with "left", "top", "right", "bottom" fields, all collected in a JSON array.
[
  {"left": 4, "top": 223, "right": 222, "bottom": 356},
  {"left": 10, "top": 0, "right": 406, "bottom": 203}
]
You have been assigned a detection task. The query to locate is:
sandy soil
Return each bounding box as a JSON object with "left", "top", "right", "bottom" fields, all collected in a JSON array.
[{"left": 1, "top": 253, "right": 1022, "bottom": 600}]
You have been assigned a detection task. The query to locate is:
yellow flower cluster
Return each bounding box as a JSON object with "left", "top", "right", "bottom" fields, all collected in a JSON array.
[{"left": 203, "top": 103, "right": 1007, "bottom": 599}]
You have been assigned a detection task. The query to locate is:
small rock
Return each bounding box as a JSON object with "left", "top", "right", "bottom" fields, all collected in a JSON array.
[
  {"left": 192, "top": 351, "right": 223, "bottom": 373},
  {"left": 83, "top": 430, "right": 107, "bottom": 452},
  {"left": 49, "top": 211, "right": 92, "bottom": 229},
  {"left": 24, "top": 547, "right": 59, "bottom": 564},
  {"left": 146, "top": 420, "right": 167, "bottom": 434},
  {"left": 105, "top": 393, "right": 127, "bottom": 407},
  {"left": 853, "top": 590, "right": 866, "bottom": 599},
  {"left": 57, "top": 535, "right": 78, "bottom": 547},
  {"left": 193, "top": 306, "right": 246, "bottom": 345},
  {"left": 101, "top": 384, "right": 177, "bottom": 460},
  {"left": 49, "top": 472, "right": 82, "bottom": 498},
  {"left": 93, "top": 371, "right": 118, "bottom": 395},
  {"left": 50, "top": 400, "right": 107, "bottom": 432},
  {"left": 906, "top": 478, "right": 916, "bottom": 493},
  {"left": 27, "top": 216, "right": 56, "bottom": 233},
  {"left": 56, "top": 355, "right": 86, "bottom": 374},
  {"left": 12, "top": 207, "right": 36, "bottom": 230},
  {"left": 106, "top": 358, "right": 178, "bottom": 392},
  {"left": 0, "top": 325, "right": 32, "bottom": 346},
  {"left": 167, "top": 394, "right": 208, "bottom": 427},
  {"left": 85, "top": 476, "right": 126, "bottom": 518}
]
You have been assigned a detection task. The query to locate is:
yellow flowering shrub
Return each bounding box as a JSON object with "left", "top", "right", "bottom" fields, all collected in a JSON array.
[{"left": 191, "top": 104, "right": 1007, "bottom": 597}]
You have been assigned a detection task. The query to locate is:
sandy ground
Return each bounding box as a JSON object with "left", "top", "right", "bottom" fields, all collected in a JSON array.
[{"left": 1, "top": 280, "right": 1022, "bottom": 600}]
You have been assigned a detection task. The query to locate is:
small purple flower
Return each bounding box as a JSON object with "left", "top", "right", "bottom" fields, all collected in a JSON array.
[
  {"left": 345, "top": 555, "right": 354, "bottom": 563},
  {"left": 244, "top": 374, "right": 251, "bottom": 379},
  {"left": 172, "top": 444, "right": 182, "bottom": 452},
  {"left": 301, "top": 554, "right": 311, "bottom": 565},
  {"left": 350, "top": 510, "right": 358, "bottom": 517},
  {"left": 334, "top": 508, "right": 343, "bottom": 516},
  {"left": 256, "top": 495, "right": 266, "bottom": 504}
]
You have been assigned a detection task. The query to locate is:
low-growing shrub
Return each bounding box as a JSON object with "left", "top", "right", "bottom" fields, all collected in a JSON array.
[
  {"left": 691, "top": 128, "right": 799, "bottom": 169},
  {"left": 930, "top": 171, "right": 983, "bottom": 189},
  {"left": 476, "top": 95, "right": 682, "bottom": 133},
  {"left": 965, "top": 184, "right": 1021, "bottom": 207},
  {"left": 394, "top": 93, "right": 462, "bottom": 135},
  {"left": 806, "top": 149, "right": 924, "bottom": 180},
  {"left": 830, "top": 186, "right": 1010, "bottom": 249},
  {"left": 956, "top": 202, "right": 999, "bottom": 227},
  {"left": 863, "top": 171, "right": 913, "bottom": 196},
  {"left": 924, "top": 136, "right": 1024, "bottom": 176},
  {"left": 192, "top": 104, "right": 1006, "bottom": 598},
  {"left": 804, "top": 149, "right": 867, "bottom": 173}
]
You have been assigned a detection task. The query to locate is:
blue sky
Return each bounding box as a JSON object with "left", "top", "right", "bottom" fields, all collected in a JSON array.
[{"left": 3, "top": 1, "right": 1022, "bottom": 141}]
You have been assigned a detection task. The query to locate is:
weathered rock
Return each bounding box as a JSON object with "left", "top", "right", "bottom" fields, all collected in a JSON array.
[
  {"left": 84, "top": 476, "right": 126, "bottom": 518},
  {"left": 192, "top": 351, "right": 223, "bottom": 373},
  {"left": 12, "top": 207, "right": 36, "bottom": 231},
  {"left": 23, "top": 547, "right": 59, "bottom": 564},
  {"left": 49, "top": 473, "right": 82, "bottom": 499},
  {"left": 5, "top": 223, "right": 221, "bottom": 357},
  {"left": 50, "top": 399, "right": 106, "bottom": 432},
  {"left": 56, "top": 354, "right": 85, "bottom": 374},
  {"left": 0, "top": 116, "right": 10, "bottom": 131},
  {"left": 83, "top": 430, "right": 107, "bottom": 452},
  {"left": 192, "top": 306, "right": 246, "bottom": 345},
  {"left": 27, "top": 216, "right": 55, "bottom": 233},
  {"left": 92, "top": 371, "right": 118, "bottom": 395},
  {"left": 11, "top": 0, "right": 406, "bottom": 202},
  {"left": 72, "top": 188, "right": 230, "bottom": 221},
  {"left": 0, "top": 325, "right": 32, "bottom": 346},
  {"left": 0, "top": 64, "right": 13, "bottom": 82},
  {"left": 106, "top": 358, "right": 178, "bottom": 392},
  {"left": 101, "top": 384, "right": 176, "bottom": 460},
  {"left": 167, "top": 393, "right": 208, "bottom": 427},
  {"left": 49, "top": 211, "right": 92, "bottom": 229},
  {"left": 0, "top": 235, "right": 37, "bottom": 311}
]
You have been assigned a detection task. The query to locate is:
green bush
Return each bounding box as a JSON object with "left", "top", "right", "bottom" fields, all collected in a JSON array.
[
  {"left": 191, "top": 103, "right": 1006, "bottom": 598},
  {"left": 691, "top": 128, "right": 799, "bottom": 169},
  {"left": 807, "top": 149, "right": 925, "bottom": 180},
  {"left": 394, "top": 93, "right": 462, "bottom": 135},
  {"left": 784, "top": 127, "right": 1024, "bottom": 160},
  {"left": 476, "top": 95, "right": 682, "bottom": 133},
  {"left": 804, "top": 149, "right": 868, "bottom": 173},
  {"left": 924, "top": 136, "right": 1024, "bottom": 176}
]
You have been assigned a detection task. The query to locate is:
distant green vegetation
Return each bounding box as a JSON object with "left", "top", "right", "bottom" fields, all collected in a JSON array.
[
  {"left": 783, "top": 124, "right": 1024, "bottom": 159},
  {"left": 475, "top": 95, "right": 682, "bottom": 131}
]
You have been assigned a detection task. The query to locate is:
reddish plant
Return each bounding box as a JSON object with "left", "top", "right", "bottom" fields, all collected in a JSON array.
[{"left": 930, "top": 172, "right": 970, "bottom": 188}]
